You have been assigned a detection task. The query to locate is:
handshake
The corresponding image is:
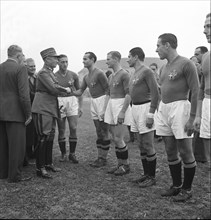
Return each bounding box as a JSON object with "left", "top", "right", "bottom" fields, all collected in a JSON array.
[
  {"left": 64, "top": 87, "right": 76, "bottom": 96},
  {"left": 58, "top": 81, "right": 76, "bottom": 96}
]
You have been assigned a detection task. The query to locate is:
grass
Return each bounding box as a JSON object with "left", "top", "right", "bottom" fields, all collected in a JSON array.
[{"left": 0, "top": 98, "right": 210, "bottom": 219}]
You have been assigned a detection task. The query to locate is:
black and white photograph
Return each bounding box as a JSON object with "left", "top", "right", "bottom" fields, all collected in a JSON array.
[{"left": 0, "top": 0, "right": 210, "bottom": 219}]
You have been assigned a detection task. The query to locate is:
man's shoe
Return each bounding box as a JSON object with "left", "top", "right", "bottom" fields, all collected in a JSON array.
[
  {"left": 173, "top": 189, "right": 192, "bottom": 202},
  {"left": 36, "top": 168, "right": 53, "bottom": 179},
  {"left": 161, "top": 185, "right": 181, "bottom": 197},
  {"left": 138, "top": 176, "right": 156, "bottom": 188},
  {"left": 107, "top": 165, "right": 120, "bottom": 174},
  {"left": 131, "top": 175, "right": 148, "bottom": 184},
  {"left": 45, "top": 164, "right": 61, "bottom": 172},
  {"left": 68, "top": 154, "right": 79, "bottom": 164},
  {"left": 59, "top": 154, "right": 67, "bottom": 162},
  {"left": 114, "top": 164, "right": 130, "bottom": 176},
  {"left": 90, "top": 158, "right": 106, "bottom": 168},
  {"left": 8, "top": 175, "right": 32, "bottom": 183}
]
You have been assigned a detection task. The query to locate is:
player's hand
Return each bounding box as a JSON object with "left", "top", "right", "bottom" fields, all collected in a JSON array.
[
  {"left": 117, "top": 111, "right": 125, "bottom": 124},
  {"left": 78, "top": 108, "right": 83, "bottom": 118},
  {"left": 66, "top": 87, "right": 71, "bottom": 93},
  {"left": 184, "top": 120, "right": 194, "bottom": 136},
  {"left": 193, "top": 116, "right": 201, "bottom": 132},
  {"left": 99, "top": 113, "right": 105, "bottom": 121},
  {"left": 25, "top": 115, "right": 32, "bottom": 126},
  {"left": 146, "top": 117, "right": 154, "bottom": 129}
]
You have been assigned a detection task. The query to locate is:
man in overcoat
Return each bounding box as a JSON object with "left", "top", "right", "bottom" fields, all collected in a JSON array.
[{"left": 0, "top": 45, "right": 32, "bottom": 183}]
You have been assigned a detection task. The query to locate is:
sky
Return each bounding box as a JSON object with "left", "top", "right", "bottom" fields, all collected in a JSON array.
[{"left": 0, "top": 0, "right": 210, "bottom": 72}]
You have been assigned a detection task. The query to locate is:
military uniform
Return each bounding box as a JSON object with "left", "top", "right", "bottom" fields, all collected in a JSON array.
[{"left": 32, "top": 48, "right": 69, "bottom": 178}]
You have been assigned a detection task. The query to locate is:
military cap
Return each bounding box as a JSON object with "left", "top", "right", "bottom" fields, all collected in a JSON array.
[{"left": 40, "top": 47, "right": 59, "bottom": 60}]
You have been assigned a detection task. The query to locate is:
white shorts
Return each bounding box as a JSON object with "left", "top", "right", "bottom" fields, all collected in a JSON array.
[
  {"left": 200, "top": 98, "right": 210, "bottom": 139},
  {"left": 104, "top": 98, "right": 131, "bottom": 125},
  {"left": 90, "top": 95, "right": 106, "bottom": 121},
  {"left": 58, "top": 96, "right": 78, "bottom": 118},
  {"left": 131, "top": 102, "right": 156, "bottom": 134},
  {"left": 155, "top": 100, "right": 193, "bottom": 139}
]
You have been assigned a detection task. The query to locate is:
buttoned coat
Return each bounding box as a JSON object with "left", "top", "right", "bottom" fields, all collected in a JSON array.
[
  {"left": 0, "top": 58, "right": 31, "bottom": 182},
  {"left": 0, "top": 59, "right": 31, "bottom": 122},
  {"left": 32, "top": 66, "right": 66, "bottom": 118}
]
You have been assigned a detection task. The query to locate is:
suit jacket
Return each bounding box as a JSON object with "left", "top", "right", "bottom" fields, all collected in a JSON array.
[
  {"left": 32, "top": 65, "right": 67, "bottom": 118},
  {"left": 0, "top": 59, "right": 31, "bottom": 122}
]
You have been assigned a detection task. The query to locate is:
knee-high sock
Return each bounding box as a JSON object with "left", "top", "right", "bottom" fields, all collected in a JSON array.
[
  {"left": 146, "top": 153, "right": 157, "bottom": 177},
  {"left": 182, "top": 161, "right": 196, "bottom": 190},
  {"left": 96, "top": 139, "right": 103, "bottom": 158},
  {"left": 101, "top": 140, "right": 110, "bottom": 159},
  {"left": 115, "top": 145, "right": 129, "bottom": 165},
  {"left": 69, "top": 137, "right": 77, "bottom": 155},
  {"left": 140, "top": 152, "right": 148, "bottom": 176},
  {"left": 168, "top": 159, "right": 182, "bottom": 187},
  {"left": 58, "top": 138, "right": 66, "bottom": 155}
]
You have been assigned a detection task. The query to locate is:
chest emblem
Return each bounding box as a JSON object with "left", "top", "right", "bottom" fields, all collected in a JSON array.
[
  {"left": 68, "top": 78, "right": 74, "bottom": 86},
  {"left": 132, "top": 77, "right": 139, "bottom": 85},
  {"left": 168, "top": 69, "right": 178, "bottom": 80},
  {"left": 112, "top": 80, "right": 119, "bottom": 87},
  {"left": 90, "top": 81, "right": 96, "bottom": 87}
]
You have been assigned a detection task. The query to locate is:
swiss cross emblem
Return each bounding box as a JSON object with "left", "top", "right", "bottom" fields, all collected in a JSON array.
[
  {"left": 90, "top": 81, "right": 96, "bottom": 87},
  {"left": 68, "top": 78, "right": 74, "bottom": 86},
  {"left": 168, "top": 70, "right": 178, "bottom": 80},
  {"left": 132, "top": 78, "right": 139, "bottom": 85},
  {"left": 113, "top": 81, "right": 119, "bottom": 87}
]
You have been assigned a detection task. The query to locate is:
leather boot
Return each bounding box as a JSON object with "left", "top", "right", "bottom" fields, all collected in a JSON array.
[
  {"left": 45, "top": 140, "right": 54, "bottom": 165},
  {"left": 69, "top": 140, "right": 78, "bottom": 163},
  {"left": 36, "top": 137, "right": 47, "bottom": 170},
  {"left": 36, "top": 167, "right": 53, "bottom": 179}
]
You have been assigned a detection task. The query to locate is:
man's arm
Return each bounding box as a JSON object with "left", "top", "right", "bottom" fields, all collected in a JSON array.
[
  {"left": 71, "top": 75, "right": 87, "bottom": 97},
  {"left": 118, "top": 72, "right": 131, "bottom": 124},
  {"left": 77, "top": 96, "right": 83, "bottom": 117},
  {"left": 118, "top": 94, "right": 131, "bottom": 124},
  {"left": 39, "top": 71, "right": 71, "bottom": 95},
  {"left": 194, "top": 75, "right": 205, "bottom": 131},
  {"left": 184, "top": 61, "right": 200, "bottom": 136},
  {"left": 17, "top": 65, "right": 32, "bottom": 124},
  {"left": 145, "top": 70, "right": 160, "bottom": 128}
]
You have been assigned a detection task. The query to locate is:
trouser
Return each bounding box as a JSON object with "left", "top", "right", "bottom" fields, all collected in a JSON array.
[
  {"left": 25, "top": 119, "right": 38, "bottom": 161},
  {"left": 0, "top": 121, "right": 26, "bottom": 182},
  {"left": 32, "top": 113, "right": 56, "bottom": 169}
]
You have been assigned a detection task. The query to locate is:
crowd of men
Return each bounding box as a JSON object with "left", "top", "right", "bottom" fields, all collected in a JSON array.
[{"left": 0, "top": 13, "right": 210, "bottom": 204}]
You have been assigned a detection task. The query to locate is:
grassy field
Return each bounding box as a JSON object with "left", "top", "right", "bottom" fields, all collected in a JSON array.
[{"left": 0, "top": 99, "right": 210, "bottom": 219}]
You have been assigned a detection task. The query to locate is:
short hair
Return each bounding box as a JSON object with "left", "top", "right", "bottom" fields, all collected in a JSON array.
[
  {"left": 149, "top": 63, "right": 158, "bottom": 69},
  {"left": 195, "top": 46, "right": 208, "bottom": 54},
  {"left": 58, "top": 54, "right": 68, "bottom": 60},
  {"left": 206, "top": 13, "right": 211, "bottom": 18},
  {"left": 129, "top": 47, "right": 145, "bottom": 61},
  {"left": 158, "top": 33, "right": 178, "bottom": 49},
  {"left": 107, "top": 51, "right": 121, "bottom": 61},
  {"left": 26, "top": 58, "right": 34, "bottom": 63},
  {"left": 7, "top": 45, "right": 22, "bottom": 57},
  {"left": 85, "top": 52, "right": 97, "bottom": 63}
]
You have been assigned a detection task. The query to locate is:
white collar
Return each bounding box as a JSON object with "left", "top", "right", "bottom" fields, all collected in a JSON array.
[{"left": 8, "top": 58, "right": 18, "bottom": 64}]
